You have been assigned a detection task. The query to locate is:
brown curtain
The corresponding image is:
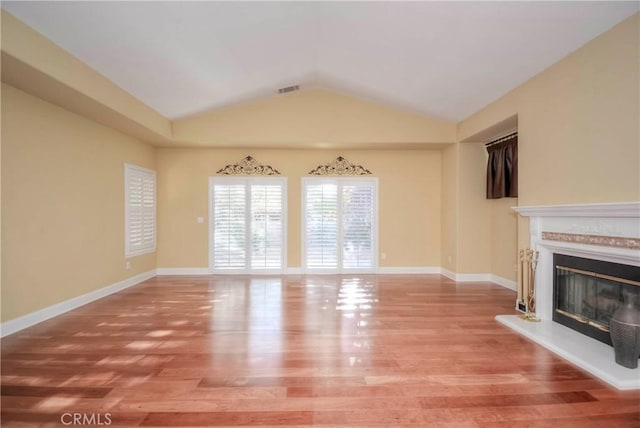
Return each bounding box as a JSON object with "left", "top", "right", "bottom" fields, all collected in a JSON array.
[{"left": 486, "top": 135, "right": 518, "bottom": 199}]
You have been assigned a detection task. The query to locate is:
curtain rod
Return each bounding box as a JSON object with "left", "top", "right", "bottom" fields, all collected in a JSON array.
[{"left": 485, "top": 131, "right": 518, "bottom": 147}]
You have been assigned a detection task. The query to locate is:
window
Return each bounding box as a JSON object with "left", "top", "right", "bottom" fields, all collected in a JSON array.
[
  {"left": 125, "top": 164, "right": 156, "bottom": 257},
  {"left": 209, "top": 177, "right": 286, "bottom": 273},
  {"left": 303, "top": 177, "right": 378, "bottom": 273}
]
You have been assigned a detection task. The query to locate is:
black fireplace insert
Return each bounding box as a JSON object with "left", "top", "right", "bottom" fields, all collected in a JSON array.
[{"left": 553, "top": 254, "right": 640, "bottom": 346}]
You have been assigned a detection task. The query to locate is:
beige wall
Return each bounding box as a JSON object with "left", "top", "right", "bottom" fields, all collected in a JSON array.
[
  {"left": 172, "top": 88, "right": 456, "bottom": 147},
  {"left": 454, "top": 13, "right": 639, "bottom": 282},
  {"left": 1, "top": 83, "right": 157, "bottom": 322},
  {"left": 441, "top": 142, "right": 517, "bottom": 281},
  {"left": 157, "top": 148, "right": 442, "bottom": 269},
  {"left": 440, "top": 144, "right": 458, "bottom": 273},
  {"left": 489, "top": 198, "right": 518, "bottom": 281},
  {"left": 456, "top": 143, "right": 491, "bottom": 274},
  {"left": 459, "top": 13, "right": 640, "bottom": 207},
  {"left": 517, "top": 13, "right": 639, "bottom": 206}
]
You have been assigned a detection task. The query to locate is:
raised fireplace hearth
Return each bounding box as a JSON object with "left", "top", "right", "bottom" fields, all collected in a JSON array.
[{"left": 497, "top": 202, "right": 640, "bottom": 390}]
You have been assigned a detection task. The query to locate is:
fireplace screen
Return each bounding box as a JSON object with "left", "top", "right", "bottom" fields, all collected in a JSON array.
[{"left": 553, "top": 254, "right": 640, "bottom": 346}]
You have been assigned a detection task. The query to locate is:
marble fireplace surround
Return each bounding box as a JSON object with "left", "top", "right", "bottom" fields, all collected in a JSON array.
[{"left": 496, "top": 202, "right": 640, "bottom": 390}]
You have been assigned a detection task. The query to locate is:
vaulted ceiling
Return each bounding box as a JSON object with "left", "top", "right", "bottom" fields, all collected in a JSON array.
[{"left": 2, "top": 1, "right": 638, "bottom": 122}]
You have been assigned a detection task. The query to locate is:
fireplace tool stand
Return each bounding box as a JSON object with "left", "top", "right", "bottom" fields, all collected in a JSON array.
[{"left": 518, "top": 249, "right": 540, "bottom": 322}]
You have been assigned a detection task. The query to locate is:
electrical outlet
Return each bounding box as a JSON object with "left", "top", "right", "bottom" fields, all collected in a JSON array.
[
  {"left": 380, "top": 252, "right": 386, "bottom": 260},
  {"left": 197, "top": 216, "right": 204, "bottom": 224},
  {"left": 126, "top": 261, "right": 131, "bottom": 270}
]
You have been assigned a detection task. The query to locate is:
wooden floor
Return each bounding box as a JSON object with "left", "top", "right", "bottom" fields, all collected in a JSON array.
[{"left": 1, "top": 275, "right": 639, "bottom": 427}]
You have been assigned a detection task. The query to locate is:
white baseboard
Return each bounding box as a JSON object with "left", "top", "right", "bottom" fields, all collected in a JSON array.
[
  {"left": 455, "top": 273, "right": 492, "bottom": 282},
  {"left": 156, "top": 267, "right": 211, "bottom": 275},
  {"left": 157, "top": 268, "right": 297, "bottom": 275},
  {"left": 441, "top": 269, "right": 517, "bottom": 290},
  {"left": 440, "top": 268, "right": 456, "bottom": 281},
  {"left": 157, "top": 267, "right": 441, "bottom": 275},
  {"left": 377, "top": 266, "right": 441, "bottom": 274},
  {"left": 0, "top": 269, "right": 156, "bottom": 338},
  {"left": 155, "top": 266, "right": 512, "bottom": 289},
  {"left": 490, "top": 274, "right": 517, "bottom": 291},
  {"left": 441, "top": 269, "right": 491, "bottom": 282},
  {"left": 286, "top": 267, "right": 441, "bottom": 275}
]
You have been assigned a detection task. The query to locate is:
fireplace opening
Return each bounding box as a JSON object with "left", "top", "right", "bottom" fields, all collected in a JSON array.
[{"left": 553, "top": 254, "right": 640, "bottom": 346}]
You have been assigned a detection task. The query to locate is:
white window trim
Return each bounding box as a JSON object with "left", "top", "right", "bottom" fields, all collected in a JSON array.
[
  {"left": 301, "top": 176, "right": 379, "bottom": 274},
  {"left": 124, "top": 163, "right": 156, "bottom": 258},
  {"left": 208, "top": 176, "right": 288, "bottom": 274}
]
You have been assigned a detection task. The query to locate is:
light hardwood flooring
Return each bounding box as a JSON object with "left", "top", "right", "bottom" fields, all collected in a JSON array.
[{"left": 1, "top": 275, "right": 639, "bottom": 427}]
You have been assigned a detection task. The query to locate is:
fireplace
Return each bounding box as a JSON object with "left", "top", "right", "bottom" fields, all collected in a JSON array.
[
  {"left": 553, "top": 253, "right": 640, "bottom": 346},
  {"left": 497, "top": 202, "right": 640, "bottom": 390}
]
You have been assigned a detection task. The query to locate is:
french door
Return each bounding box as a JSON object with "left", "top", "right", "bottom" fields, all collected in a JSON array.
[
  {"left": 209, "top": 177, "right": 286, "bottom": 273},
  {"left": 302, "top": 177, "right": 378, "bottom": 273}
]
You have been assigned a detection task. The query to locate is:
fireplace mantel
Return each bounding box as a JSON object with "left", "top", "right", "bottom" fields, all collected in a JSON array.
[
  {"left": 496, "top": 201, "right": 640, "bottom": 390},
  {"left": 512, "top": 201, "right": 640, "bottom": 218}
]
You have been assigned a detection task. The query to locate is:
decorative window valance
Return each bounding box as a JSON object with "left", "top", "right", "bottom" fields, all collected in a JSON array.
[
  {"left": 308, "top": 156, "right": 372, "bottom": 176},
  {"left": 216, "top": 156, "right": 280, "bottom": 176},
  {"left": 486, "top": 133, "right": 518, "bottom": 199}
]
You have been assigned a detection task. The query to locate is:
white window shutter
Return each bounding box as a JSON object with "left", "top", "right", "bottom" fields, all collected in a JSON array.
[
  {"left": 250, "top": 184, "right": 283, "bottom": 269},
  {"left": 342, "top": 184, "right": 374, "bottom": 269},
  {"left": 141, "top": 173, "right": 155, "bottom": 249},
  {"left": 303, "top": 178, "right": 377, "bottom": 272},
  {"left": 210, "top": 177, "right": 286, "bottom": 272},
  {"left": 212, "top": 183, "right": 246, "bottom": 269},
  {"left": 305, "top": 183, "right": 338, "bottom": 269},
  {"left": 125, "top": 164, "right": 156, "bottom": 257}
]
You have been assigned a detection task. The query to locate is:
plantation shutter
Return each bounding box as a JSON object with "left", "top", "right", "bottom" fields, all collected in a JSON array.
[
  {"left": 342, "top": 184, "right": 374, "bottom": 269},
  {"left": 141, "top": 174, "right": 155, "bottom": 250},
  {"left": 305, "top": 183, "right": 338, "bottom": 269},
  {"left": 212, "top": 183, "right": 246, "bottom": 269},
  {"left": 250, "top": 184, "right": 284, "bottom": 269},
  {"left": 125, "top": 164, "right": 156, "bottom": 257},
  {"left": 210, "top": 177, "right": 286, "bottom": 272},
  {"left": 303, "top": 178, "right": 377, "bottom": 272}
]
